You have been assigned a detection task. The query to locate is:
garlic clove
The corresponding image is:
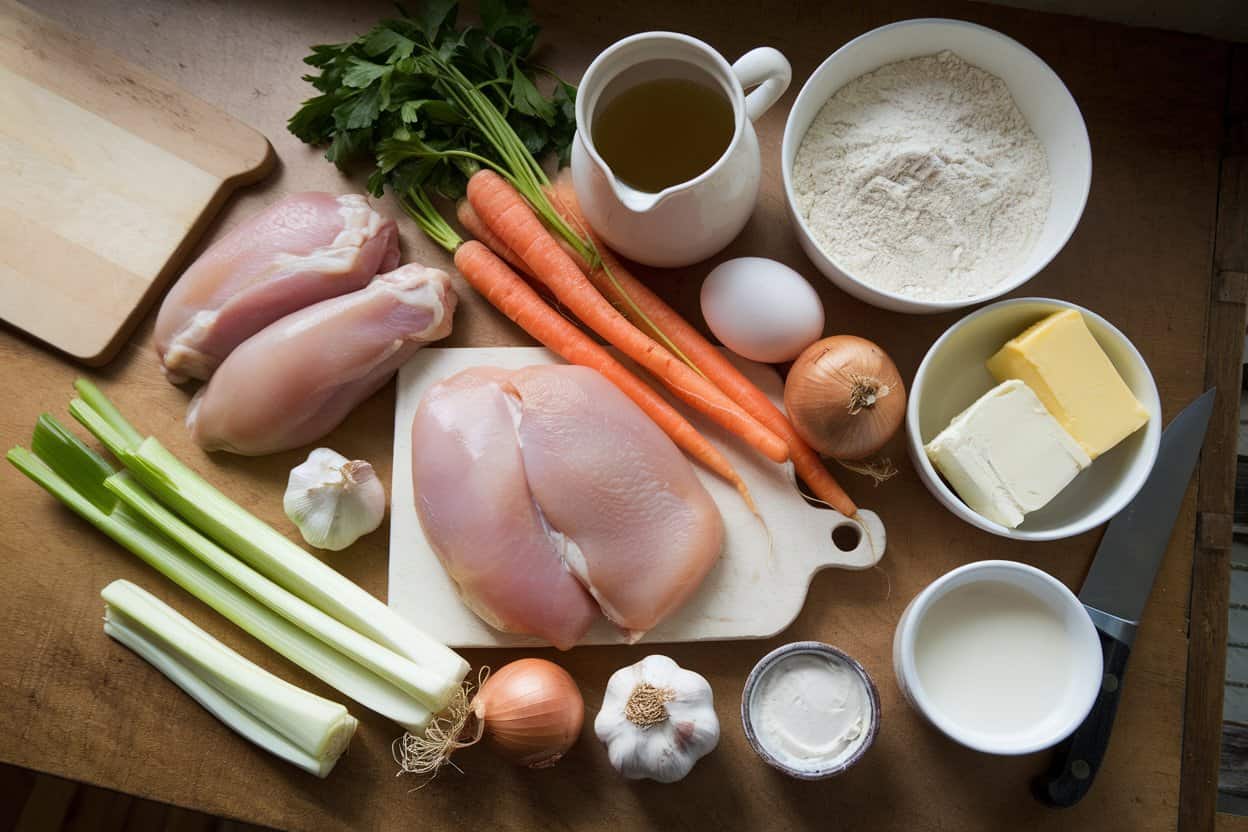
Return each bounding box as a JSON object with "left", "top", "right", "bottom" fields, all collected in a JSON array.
[{"left": 284, "top": 448, "right": 386, "bottom": 551}]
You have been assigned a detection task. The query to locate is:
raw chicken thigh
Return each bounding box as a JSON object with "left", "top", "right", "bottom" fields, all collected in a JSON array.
[
  {"left": 411, "top": 365, "right": 724, "bottom": 648},
  {"left": 155, "top": 192, "right": 399, "bottom": 382},
  {"left": 188, "top": 264, "right": 456, "bottom": 455}
]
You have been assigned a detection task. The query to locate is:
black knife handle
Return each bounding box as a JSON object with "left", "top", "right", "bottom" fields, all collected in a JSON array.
[{"left": 1033, "top": 629, "right": 1130, "bottom": 808}]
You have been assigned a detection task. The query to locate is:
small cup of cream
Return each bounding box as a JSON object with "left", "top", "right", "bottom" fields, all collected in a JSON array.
[
  {"left": 741, "top": 641, "right": 880, "bottom": 779},
  {"left": 893, "top": 560, "right": 1103, "bottom": 755}
]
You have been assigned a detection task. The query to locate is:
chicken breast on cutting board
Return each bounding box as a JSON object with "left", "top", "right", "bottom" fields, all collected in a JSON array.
[
  {"left": 155, "top": 192, "right": 399, "bottom": 383},
  {"left": 188, "top": 263, "right": 455, "bottom": 455},
  {"left": 409, "top": 368, "right": 600, "bottom": 650},
  {"left": 410, "top": 365, "right": 724, "bottom": 648}
]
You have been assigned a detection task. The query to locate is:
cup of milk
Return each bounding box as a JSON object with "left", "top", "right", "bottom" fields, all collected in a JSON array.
[{"left": 893, "top": 560, "right": 1103, "bottom": 755}]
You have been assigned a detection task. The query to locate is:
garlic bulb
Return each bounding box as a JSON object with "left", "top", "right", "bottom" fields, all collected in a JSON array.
[
  {"left": 284, "top": 448, "right": 386, "bottom": 551},
  {"left": 594, "top": 655, "right": 719, "bottom": 783}
]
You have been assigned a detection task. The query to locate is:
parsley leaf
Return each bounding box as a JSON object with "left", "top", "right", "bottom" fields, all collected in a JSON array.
[
  {"left": 510, "top": 59, "right": 555, "bottom": 124},
  {"left": 342, "top": 57, "right": 390, "bottom": 88},
  {"left": 325, "top": 128, "right": 373, "bottom": 168},
  {"left": 333, "top": 85, "right": 384, "bottom": 131},
  {"left": 288, "top": 90, "right": 346, "bottom": 143},
  {"left": 362, "top": 28, "right": 416, "bottom": 61},
  {"left": 480, "top": 0, "right": 539, "bottom": 57},
  {"left": 399, "top": 99, "right": 465, "bottom": 125},
  {"left": 415, "top": 0, "right": 458, "bottom": 40}
]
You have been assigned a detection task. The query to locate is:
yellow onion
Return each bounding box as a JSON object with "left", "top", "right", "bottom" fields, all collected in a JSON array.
[
  {"left": 473, "top": 659, "right": 584, "bottom": 768},
  {"left": 784, "top": 335, "right": 906, "bottom": 460}
]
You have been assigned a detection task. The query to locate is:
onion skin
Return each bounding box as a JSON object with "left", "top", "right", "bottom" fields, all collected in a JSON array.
[
  {"left": 473, "top": 659, "right": 584, "bottom": 768},
  {"left": 783, "top": 335, "right": 906, "bottom": 460}
]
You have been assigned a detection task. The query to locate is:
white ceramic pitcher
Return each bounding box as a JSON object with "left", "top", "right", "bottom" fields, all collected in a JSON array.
[{"left": 571, "top": 32, "right": 791, "bottom": 268}]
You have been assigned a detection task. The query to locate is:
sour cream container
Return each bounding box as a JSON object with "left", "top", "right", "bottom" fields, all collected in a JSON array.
[
  {"left": 893, "top": 560, "right": 1103, "bottom": 755},
  {"left": 741, "top": 642, "right": 880, "bottom": 779}
]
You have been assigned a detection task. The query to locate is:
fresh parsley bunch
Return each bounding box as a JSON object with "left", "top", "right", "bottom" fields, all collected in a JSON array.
[{"left": 289, "top": 0, "right": 576, "bottom": 203}]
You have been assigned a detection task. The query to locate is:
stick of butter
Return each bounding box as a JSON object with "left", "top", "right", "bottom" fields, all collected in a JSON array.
[
  {"left": 986, "top": 308, "right": 1149, "bottom": 459},
  {"left": 925, "top": 380, "right": 1091, "bottom": 528}
]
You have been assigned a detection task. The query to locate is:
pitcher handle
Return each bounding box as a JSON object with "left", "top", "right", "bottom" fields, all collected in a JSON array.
[{"left": 731, "top": 47, "right": 792, "bottom": 121}]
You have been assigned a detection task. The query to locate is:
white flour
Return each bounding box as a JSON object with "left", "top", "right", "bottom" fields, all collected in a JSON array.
[{"left": 792, "top": 51, "right": 1052, "bottom": 302}]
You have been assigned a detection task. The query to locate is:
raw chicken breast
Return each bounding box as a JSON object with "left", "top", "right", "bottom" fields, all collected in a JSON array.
[
  {"left": 410, "top": 365, "right": 723, "bottom": 647},
  {"left": 410, "top": 369, "right": 600, "bottom": 650},
  {"left": 509, "top": 366, "right": 724, "bottom": 635},
  {"left": 188, "top": 264, "right": 455, "bottom": 455},
  {"left": 155, "top": 192, "right": 400, "bottom": 383}
]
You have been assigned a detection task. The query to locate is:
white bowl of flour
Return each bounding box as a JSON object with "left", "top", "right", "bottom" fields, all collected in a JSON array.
[{"left": 782, "top": 19, "right": 1091, "bottom": 313}]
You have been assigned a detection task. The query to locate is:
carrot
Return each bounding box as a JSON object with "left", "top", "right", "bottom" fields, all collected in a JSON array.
[
  {"left": 457, "top": 198, "right": 531, "bottom": 278},
  {"left": 467, "top": 170, "right": 789, "bottom": 465},
  {"left": 458, "top": 196, "right": 560, "bottom": 308},
  {"left": 458, "top": 198, "right": 690, "bottom": 356},
  {"left": 545, "top": 176, "right": 858, "bottom": 517},
  {"left": 453, "top": 240, "right": 756, "bottom": 509}
]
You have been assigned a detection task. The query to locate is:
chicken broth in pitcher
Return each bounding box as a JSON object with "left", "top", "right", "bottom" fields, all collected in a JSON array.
[{"left": 592, "top": 78, "right": 734, "bottom": 193}]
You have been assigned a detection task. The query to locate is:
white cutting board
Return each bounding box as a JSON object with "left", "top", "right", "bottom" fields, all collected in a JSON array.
[{"left": 389, "top": 347, "right": 885, "bottom": 648}]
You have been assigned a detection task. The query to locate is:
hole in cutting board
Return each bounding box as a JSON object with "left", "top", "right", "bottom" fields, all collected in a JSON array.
[{"left": 831, "top": 523, "right": 861, "bottom": 552}]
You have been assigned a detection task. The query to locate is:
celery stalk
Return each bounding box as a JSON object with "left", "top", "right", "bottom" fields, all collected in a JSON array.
[
  {"left": 106, "top": 472, "right": 450, "bottom": 712},
  {"left": 75, "top": 379, "right": 143, "bottom": 448},
  {"left": 102, "top": 579, "right": 357, "bottom": 778},
  {"left": 7, "top": 424, "right": 433, "bottom": 731},
  {"left": 68, "top": 381, "right": 468, "bottom": 705}
]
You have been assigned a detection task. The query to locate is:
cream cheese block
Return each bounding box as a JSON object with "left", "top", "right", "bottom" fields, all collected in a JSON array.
[
  {"left": 986, "top": 309, "right": 1149, "bottom": 459},
  {"left": 925, "top": 380, "right": 1091, "bottom": 528}
]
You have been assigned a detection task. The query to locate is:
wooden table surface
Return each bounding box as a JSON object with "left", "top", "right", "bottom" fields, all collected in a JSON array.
[{"left": 0, "top": 1, "right": 1236, "bottom": 830}]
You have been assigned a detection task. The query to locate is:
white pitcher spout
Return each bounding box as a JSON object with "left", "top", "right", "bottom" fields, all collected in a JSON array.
[{"left": 612, "top": 182, "right": 663, "bottom": 214}]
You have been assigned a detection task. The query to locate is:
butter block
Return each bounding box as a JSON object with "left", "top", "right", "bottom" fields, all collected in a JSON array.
[
  {"left": 925, "top": 380, "right": 1092, "bottom": 528},
  {"left": 986, "top": 309, "right": 1149, "bottom": 459}
]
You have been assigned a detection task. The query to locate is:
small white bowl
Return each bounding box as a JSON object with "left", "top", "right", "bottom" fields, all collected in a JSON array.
[
  {"left": 906, "top": 297, "right": 1161, "bottom": 540},
  {"left": 741, "top": 642, "right": 880, "bottom": 779},
  {"left": 781, "top": 18, "right": 1092, "bottom": 313},
  {"left": 893, "top": 560, "right": 1103, "bottom": 755}
]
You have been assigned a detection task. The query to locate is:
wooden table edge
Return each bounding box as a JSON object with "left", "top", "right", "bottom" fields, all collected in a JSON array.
[{"left": 1180, "top": 42, "right": 1248, "bottom": 832}]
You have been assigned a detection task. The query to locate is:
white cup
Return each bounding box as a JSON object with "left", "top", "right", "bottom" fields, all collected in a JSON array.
[{"left": 893, "top": 560, "right": 1103, "bottom": 755}]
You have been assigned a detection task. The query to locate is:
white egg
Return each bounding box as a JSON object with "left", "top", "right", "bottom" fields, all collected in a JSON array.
[{"left": 700, "top": 257, "right": 825, "bottom": 363}]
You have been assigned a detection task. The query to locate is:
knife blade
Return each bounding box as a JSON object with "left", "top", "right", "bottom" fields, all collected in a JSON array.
[{"left": 1035, "top": 388, "right": 1215, "bottom": 808}]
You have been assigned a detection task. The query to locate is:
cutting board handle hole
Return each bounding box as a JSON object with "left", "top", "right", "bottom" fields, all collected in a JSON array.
[{"left": 832, "top": 523, "right": 861, "bottom": 552}]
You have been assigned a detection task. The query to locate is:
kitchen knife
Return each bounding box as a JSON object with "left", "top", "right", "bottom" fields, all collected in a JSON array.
[{"left": 1035, "top": 388, "right": 1216, "bottom": 807}]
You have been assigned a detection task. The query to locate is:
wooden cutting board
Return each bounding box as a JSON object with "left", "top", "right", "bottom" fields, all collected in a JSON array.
[
  {"left": 0, "top": 0, "right": 274, "bottom": 365},
  {"left": 389, "top": 347, "right": 886, "bottom": 647}
]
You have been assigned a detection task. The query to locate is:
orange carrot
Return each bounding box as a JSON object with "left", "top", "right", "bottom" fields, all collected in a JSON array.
[
  {"left": 457, "top": 198, "right": 530, "bottom": 278},
  {"left": 454, "top": 240, "right": 756, "bottom": 508},
  {"left": 467, "top": 170, "right": 789, "bottom": 465},
  {"left": 459, "top": 197, "right": 659, "bottom": 333},
  {"left": 545, "top": 177, "right": 858, "bottom": 517}
]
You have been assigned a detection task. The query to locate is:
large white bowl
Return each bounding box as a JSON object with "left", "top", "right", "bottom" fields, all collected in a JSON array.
[
  {"left": 906, "top": 298, "right": 1161, "bottom": 541},
  {"left": 781, "top": 19, "right": 1092, "bottom": 314}
]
